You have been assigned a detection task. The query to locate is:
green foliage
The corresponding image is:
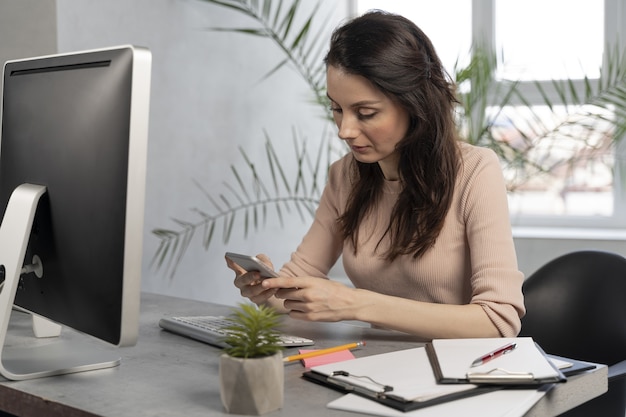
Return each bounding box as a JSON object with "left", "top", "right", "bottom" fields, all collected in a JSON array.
[
  {"left": 222, "top": 303, "right": 283, "bottom": 358},
  {"left": 151, "top": 131, "right": 336, "bottom": 278},
  {"left": 199, "top": 0, "right": 330, "bottom": 110},
  {"left": 454, "top": 43, "right": 626, "bottom": 191}
]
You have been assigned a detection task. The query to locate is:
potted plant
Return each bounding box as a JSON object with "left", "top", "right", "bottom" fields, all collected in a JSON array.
[{"left": 219, "top": 303, "right": 284, "bottom": 415}]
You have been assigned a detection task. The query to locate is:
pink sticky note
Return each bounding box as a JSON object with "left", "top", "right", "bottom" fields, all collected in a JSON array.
[{"left": 298, "top": 348, "right": 356, "bottom": 368}]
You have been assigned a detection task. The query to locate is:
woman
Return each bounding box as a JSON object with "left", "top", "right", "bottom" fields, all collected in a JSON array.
[{"left": 226, "top": 10, "right": 525, "bottom": 339}]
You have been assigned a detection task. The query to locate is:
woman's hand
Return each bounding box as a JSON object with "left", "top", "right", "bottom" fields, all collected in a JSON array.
[
  {"left": 257, "top": 273, "right": 500, "bottom": 338},
  {"left": 261, "top": 276, "right": 359, "bottom": 322},
  {"left": 225, "top": 254, "right": 278, "bottom": 305}
]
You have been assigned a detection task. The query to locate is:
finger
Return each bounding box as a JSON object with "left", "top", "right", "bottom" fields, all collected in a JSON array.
[
  {"left": 261, "top": 276, "right": 301, "bottom": 290},
  {"left": 225, "top": 255, "right": 246, "bottom": 276},
  {"left": 273, "top": 287, "right": 302, "bottom": 300},
  {"left": 248, "top": 288, "right": 279, "bottom": 305},
  {"left": 282, "top": 298, "right": 308, "bottom": 311},
  {"left": 240, "top": 280, "right": 274, "bottom": 298},
  {"left": 234, "top": 271, "right": 263, "bottom": 289},
  {"left": 255, "top": 253, "right": 274, "bottom": 271}
]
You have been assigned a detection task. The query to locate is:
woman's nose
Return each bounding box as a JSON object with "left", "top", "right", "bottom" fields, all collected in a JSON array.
[{"left": 337, "top": 114, "right": 359, "bottom": 140}]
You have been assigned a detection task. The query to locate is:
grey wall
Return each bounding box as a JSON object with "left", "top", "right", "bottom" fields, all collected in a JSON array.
[
  {"left": 0, "top": 0, "right": 57, "bottom": 99},
  {"left": 0, "top": 0, "right": 56, "bottom": 62}
]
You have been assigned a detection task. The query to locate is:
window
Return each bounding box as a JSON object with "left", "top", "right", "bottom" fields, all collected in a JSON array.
[
  {"left": 495, "top": 1, "right": 604, "bottom": 81},
  {"left": 354, "top": 0, "right": 626, "bottom": 228},
  {"left": 356, "top": 0, "right": 472, "bottom": 74}
]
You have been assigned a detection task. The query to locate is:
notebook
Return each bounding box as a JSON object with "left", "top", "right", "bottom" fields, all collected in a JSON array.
[{"left": 426, "top": 337, "right": 566, "bottom": 385}]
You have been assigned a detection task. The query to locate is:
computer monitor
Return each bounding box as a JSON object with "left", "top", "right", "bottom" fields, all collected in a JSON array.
[{"left": 0, "top": 45, "right": 151, "bottom": 380}]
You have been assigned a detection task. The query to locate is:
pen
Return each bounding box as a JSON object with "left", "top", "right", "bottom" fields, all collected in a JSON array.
[
  {"left": 470, "top": 342, "right": 517, "bottom": 367},
  {"left": 283, "top": 341, "right": 366, "bottom": 363}
]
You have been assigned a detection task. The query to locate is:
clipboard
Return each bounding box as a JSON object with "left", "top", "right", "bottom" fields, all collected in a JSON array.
[
  {"left": 547, "top": 354, "right": 597, "bottom": 377},
  {"left": 426, "top": 337, "right": 567, "bottom": 385},
  {"left": 302, "top": 347, "right": 500, "bottom": 412}
]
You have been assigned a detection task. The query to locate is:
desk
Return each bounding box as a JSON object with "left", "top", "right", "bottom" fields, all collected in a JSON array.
[{"left": 0, "top": 293, "right": 607, "bottom": 417}]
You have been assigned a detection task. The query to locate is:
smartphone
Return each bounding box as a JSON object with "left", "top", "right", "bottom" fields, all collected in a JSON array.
[{"left": 225, "top": 252, "right": 279, "bottom": 279}]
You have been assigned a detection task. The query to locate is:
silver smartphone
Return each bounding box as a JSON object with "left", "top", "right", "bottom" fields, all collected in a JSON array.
[{"left": 225, "top": 252, "right": 279, "bottom": 278}]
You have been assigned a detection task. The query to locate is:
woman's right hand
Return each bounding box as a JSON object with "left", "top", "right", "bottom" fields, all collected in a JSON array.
[{"left": 225, "top": 253, "right": 279, "bottom": 305}]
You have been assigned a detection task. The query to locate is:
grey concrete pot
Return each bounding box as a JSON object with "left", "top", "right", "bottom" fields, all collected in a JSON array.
[{"left": 219, "top": 352, "right": 284, "bottom": 415}]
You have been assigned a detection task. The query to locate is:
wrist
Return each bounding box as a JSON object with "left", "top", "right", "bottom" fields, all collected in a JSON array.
[{"left": 350, "top": 288, "right": 377, "bottom": 323}]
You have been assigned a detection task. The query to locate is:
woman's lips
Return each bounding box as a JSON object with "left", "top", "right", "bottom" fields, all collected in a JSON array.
[{"left": 351, "top": 145, "right": 369, "bottom": 154}]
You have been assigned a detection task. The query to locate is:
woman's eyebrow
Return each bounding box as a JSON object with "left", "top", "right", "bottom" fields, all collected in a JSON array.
[
  {"left": 326, "top": 94, "right": 382, "bottom": 108},
  {"left": 350, "top": 100, "right": 382, "bottom": 108}
]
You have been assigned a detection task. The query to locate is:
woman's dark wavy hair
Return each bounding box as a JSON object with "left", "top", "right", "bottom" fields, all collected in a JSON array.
[{"left": 324, "top": 10, "right": 461, "bottom": 260}]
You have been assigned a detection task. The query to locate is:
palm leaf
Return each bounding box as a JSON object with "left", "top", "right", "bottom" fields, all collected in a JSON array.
[
  {"left": 150, "top": 131, "right": 334, "bottom": 278},
  {"left": 199, "top": 0, "right": 330, "bottom": 108},
  {"left": 455, "top": 43, "right": 626, "bottom": 192},
  {"left": 150, "top": 0, "right": 337, "bottom": 277}
]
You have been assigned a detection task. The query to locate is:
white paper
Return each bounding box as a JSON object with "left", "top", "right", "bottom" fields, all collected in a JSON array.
[
  {"left": 309, "top": 347, "right": 476, "bottom": 401},
  {"left": 328, "top": 388, "right": 548, "bottom": 417},
  {"left": 432, "top": 337, "right": 560, "bottom": 381}
]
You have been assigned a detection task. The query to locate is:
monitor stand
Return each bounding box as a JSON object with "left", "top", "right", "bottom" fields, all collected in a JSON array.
[
  {"left": 31, "top": 314, "right": 62, "bottom": 338},
  {"left": 0, "top": 183, "right": 121, "bottom": 380}
]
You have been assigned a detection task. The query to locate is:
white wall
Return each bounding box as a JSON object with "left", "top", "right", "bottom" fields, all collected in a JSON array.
[{"left": 514, "top": 230, "right": 626, "bottom": 278}]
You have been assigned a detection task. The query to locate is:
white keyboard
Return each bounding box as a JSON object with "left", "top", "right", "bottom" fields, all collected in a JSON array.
[{"left": 158, "top": 315, "right": 315, "bottom": 348}]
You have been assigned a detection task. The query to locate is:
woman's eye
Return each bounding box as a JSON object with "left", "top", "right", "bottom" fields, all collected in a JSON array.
[
  {"left": 358, "top": 111, "right": 376, "bottom": 120},
  {"left": 330, "top": 106, "right": 342, "bottom": 114}
]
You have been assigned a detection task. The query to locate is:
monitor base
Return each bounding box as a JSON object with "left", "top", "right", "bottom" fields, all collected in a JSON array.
[
  {"left": 0, "top": 184, "right": 121, "bottom": 380},
  {"left": 1, "top": 341, "right": 120, "bottom": 380}
]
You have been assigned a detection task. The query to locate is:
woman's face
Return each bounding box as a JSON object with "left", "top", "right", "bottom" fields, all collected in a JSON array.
[{"left": 326, "top": 65, "right": 410, "bottom": 181}]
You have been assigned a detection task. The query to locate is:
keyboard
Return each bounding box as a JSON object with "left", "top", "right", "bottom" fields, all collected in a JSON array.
[{"left": 158, "top": 315, "right": 315, "bottom": 348}]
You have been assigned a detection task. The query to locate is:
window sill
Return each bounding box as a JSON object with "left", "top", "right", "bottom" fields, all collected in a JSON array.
[{"left": 512, "top": 227, "right": 626, "bottom": 241}]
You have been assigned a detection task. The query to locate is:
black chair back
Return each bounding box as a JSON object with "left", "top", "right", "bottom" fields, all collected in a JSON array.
[{"left": 520, "top": 250, "right": 626, "bottom": 417}]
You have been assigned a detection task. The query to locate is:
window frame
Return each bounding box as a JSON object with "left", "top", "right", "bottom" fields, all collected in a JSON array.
[
  {"left": 353, "top": 0, "right": 626, "bottom": 230},
  {"left": 474, "top": 0, "right": 626, "bottom": 229}
]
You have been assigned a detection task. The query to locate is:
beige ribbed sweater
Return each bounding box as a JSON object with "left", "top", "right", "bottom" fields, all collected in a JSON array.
[{"left": 279, "top": 143, "right": 525, "bottom": 337}]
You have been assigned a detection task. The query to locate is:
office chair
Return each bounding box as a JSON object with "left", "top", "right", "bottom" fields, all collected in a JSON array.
[{"left": 519, "top": 250, "right": 626, "bottom": 417}]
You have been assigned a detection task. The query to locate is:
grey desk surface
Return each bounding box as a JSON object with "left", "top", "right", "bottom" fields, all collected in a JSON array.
[{"left": 0, "top": 293, "right": 608, "bottom": 417}]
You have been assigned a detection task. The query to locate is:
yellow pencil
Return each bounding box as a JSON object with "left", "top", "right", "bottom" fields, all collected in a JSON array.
[{"left": 283, "top": 341, "right": 366, "bottom": 363}]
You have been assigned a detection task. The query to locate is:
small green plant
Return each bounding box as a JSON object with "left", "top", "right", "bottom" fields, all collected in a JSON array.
[{"left": 222, "top": 303, "right": 284, "bottom": 358}]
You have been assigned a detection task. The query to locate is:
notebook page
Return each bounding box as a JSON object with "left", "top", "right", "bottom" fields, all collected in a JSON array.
[{"left": 431, "top": 337, "right": 559, "bottom": 381}]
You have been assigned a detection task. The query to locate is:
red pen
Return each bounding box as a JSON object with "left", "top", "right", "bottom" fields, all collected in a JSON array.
[{"left": 470, "top": 342, "right": 517, "bottom": 367}]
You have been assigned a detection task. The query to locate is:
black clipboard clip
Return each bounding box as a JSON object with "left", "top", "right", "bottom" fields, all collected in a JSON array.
[{"left": 327, "top": 370, "right": 394, "bottom": 399}]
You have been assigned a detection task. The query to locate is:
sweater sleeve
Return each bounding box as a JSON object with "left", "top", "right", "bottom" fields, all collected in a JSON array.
[
  {"left": 460, "top": 147, "right": 526, "bottom": 336},
  {"left": 278, "top": 157, "right": 348, "bottom": 278}
]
